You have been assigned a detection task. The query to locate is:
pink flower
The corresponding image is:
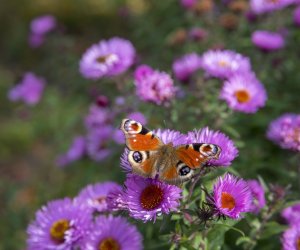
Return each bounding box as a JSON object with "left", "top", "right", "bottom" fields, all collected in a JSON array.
[
  {"left": 8, "top": 72, "right": 45, "bottom": 105},
  {"left": 134, "top": 65, "right": 177, "bottom": 105}
]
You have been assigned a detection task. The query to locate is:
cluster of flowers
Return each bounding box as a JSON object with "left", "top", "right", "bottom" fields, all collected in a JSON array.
[
  {"left": 180, "top": 0, "right": 300, "bottom": 53},
  {"left": 57, "top": 102, "right": 239, "bottom": 167},
  {"left": 249, "top": 0, "right": 299, "bottom": 15},
  {"left": 27, "top": 127, "right": 266, "bottom": 249},
  {"left": 173, "top": 50, "right": 267, "bottom": 113},
  {"left": 107, "top": 173, "right": 265, "bottom": 222},
  {"left": 248, "top": 1, "right": 300, "bottom": 52},
  {"left": 281, "top": 203, "right": 300, "bottom": 250},
  {"left": 26, "top": 175, "right": 266, "bottom": 249},
  {"left": 79, "top": 37, "right": 178, "bottom": 106},
  {"left": 181, "top": 0, "right": 300, "bottom": 21},
  {"left": 27, "top": 182, "right": 143, "bottom": 250},
  {"left": 28, "top": 15, "right": 57, "bottom": 48},
  {"left": 9, "top": 33, "right": 276, "bottom": 116},
  {"left": 8, "top": 16, "right": 57, "bottom": 105},
  {"left": 107, "top": 173, "right": 266, "bottom": 223},
  {"left": 116, "top": 128, "right": 264, "bottom": 220},
  {"left": 56, "top": 102, "right": 147, "bottom": 166},
  {"left": 267, "top": 113, "right": 300, "bottom": 152}
]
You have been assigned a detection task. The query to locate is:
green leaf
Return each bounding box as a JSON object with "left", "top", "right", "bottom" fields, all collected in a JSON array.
[
  {"left": 260, "top": 221, "right": 288, "bottom": 239},
  {"left": 257, "top": 175, "right": 269, "bottom": 192},
  {"left": 236, "top": 236, "right": 253, "bottom": 246},
  {"left": 171, "top": 214, "right": 181, "bottom": 221},
  {"left": 207, "top": 220, "right": 244, "bottom": 250},
  {"left": 213, "top": 222, "right": 245, "bottom": 237}
]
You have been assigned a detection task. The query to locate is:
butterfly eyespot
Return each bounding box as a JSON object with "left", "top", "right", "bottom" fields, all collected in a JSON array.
[
  {"left": 179, "top": 166, "right": 190, "bottom": 176},
  {"left": 132, "top": 151, "right": 143, "bottom": 163},
  {"left": 200, "top": 144, "right": 220, "bottom": 157},
  {"left": 123, "top": 120, "right": 142, "bottom": 134},
  {"left": 128, "top": 151, "right": 148, "bottom": 167},
  {"left": 177, "top": 162, "right": 194, "bottom": 177}
]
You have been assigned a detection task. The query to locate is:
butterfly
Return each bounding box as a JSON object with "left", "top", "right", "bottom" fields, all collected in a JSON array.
[{"left": 120, "top": 119, "right": 221, "bottom": 184}]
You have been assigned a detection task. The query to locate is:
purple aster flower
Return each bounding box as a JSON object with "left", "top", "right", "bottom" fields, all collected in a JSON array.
[
  {"left": 267, "top": 113, "right": 300, "bottom": 151},
  {"left": 27, "top": 198, "right": 91, "bottom": 250},
  {"left": 30, "top": 15, "right": 56, "bottom": 35},
  {"left": 172, "top": 53, "right": 202, "bottom": 82},
  {"left": 56, "top": 136, "right": 86, "bottom": 167},
  {"left": 250, "top": 0, "right": 295, "bottom": 14},
  {"left": 134, "top": 65, "right": 177, "bottom": 105},
  {"left": 95, "top": 95, "right": 110, "bottom": 108},
  {"left": 86, "top": 126, "right": 113, "bottom": 161},
  {"left": 188, "top": 27, "right": 208, "bottom": 41},
  {"left": 107, "top": 186, "right": 129, "bottom": 211},
  {"left": 115, "top": 96, "right": 126, "bottom": 106},
  {"left": 113, "top": 129, "right": 126, "bottom": 145},
  {"left": 251, "top": 30, "right": 285, "bottom": 51},
  {"left": 180, "top": 0, "right": 197, "bottom": 9},
  {"left": 212, "top": 173, "right": 252, "bottom": 219},
  {"left": 119, "top": 174, "right": 182, "bottom": 222},
  {"left": 247, "top": 180, "right": 266, "bottom": 213},
  {"left": 134, "top": 64, "right": 154, "bottom": 82},
  {"left": 74, "top": 182, "right": 122, "bottom": 213},
  {"left": 188, "top": 127, "right": 238, "bottom": 166},
  {"left": 200, "top": 50, "right": 251, "bottom": 79},
  {"left": 294, "top": 5, "right": 300, "bottom": 27},
  {"left": 120, "top": 148, "right": 132, "bottom": 172},
  {"left": 282, "top": 203, "right": 300, "bottom": 225},
  {"left": 79, "top": 37, "right": 136, "bottom": 80},
  {"left": 128, "top": 112, "right": 147, "bottom": 125},
  {"left": 84, "top": 215, "right": 143, "bottom": 250},
  {"left": 245, "top": 10, "right": 258, "bottom": 22},
  {"left": 8, "top": 72, "right": 45, "bottom": 106},
  {"left": 120, "top": 129, "right": 190, "bottom": 172},
  {"left": 84, "top": 105, "right": 112, "bottom": 130},
  {"left": 281, "top": 226, "right": 300, "bottom": 250},
  {"left": 220, "top": 72, "right": 267, "bottom": 113},
  {"left": 155, "top": 128, "right": 190, "bottom": 146},
  {"left": 28, "top": 33, "right": 45, "bottom": 48}
]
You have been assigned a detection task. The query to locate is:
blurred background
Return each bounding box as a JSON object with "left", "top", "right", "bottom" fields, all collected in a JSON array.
[{"left": 1, "top": 0, "right": 300, "bottom": 249}]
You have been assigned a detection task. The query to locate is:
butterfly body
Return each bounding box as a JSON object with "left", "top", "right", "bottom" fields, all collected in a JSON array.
[
  {"left": 148, "top": 143, "right": 177, "bottom": 176},
  {"left": 121, "top": 119, "right": 221, "bottom": 184}
]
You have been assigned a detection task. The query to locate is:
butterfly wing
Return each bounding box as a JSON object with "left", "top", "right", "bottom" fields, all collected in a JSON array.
[
  {"left": 120, "top": 119, "right": 221, "bottom": 183},
  {"left": 120, "top": 119, "right": 163, "bottom": 151},
  {"left": 159, "top": 143, "right": 221, "bottom": 184},
  {"left": 120, "top": 119, "right": 163, "bottom": 177},
  {"left": 176, "top": 143, "right": 221, "bottom": 168}
]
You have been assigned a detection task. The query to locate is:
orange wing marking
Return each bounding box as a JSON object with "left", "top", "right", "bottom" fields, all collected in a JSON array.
[
  {"left": 126, "top": 133, "right": 162, "bottom": 151},
  {"left": 176, "top": 146, "right": 207, "bottom": 168},
  {"left": 161, "top": 166, "right": 178, "bottom": 180}
]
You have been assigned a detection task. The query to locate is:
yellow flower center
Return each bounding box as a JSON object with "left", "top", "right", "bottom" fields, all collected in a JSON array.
[
  {"left": 97, "top": 54, "right": 116, "bottom": 64},
  {"left": 50, "top": 219, "right": 70, "bottom": 243},
  {"left": 296, "top": 237, "right": 300, "bottom": 250},
  {"left": 98, "top": 237, "right": 120, "bottom": 250},
  {"left": 96, "top": 196, "right": 106, "bottom": 204},
  {"left": 218, "top": 60, "right": 229, "bottom": 67},
  {"left": 234, "top": 90, "right": 251, "bottom": 103},
  {"left": 292, "top": 128, "right": 300, "bottom": 142},
  {"left": 140, "top": 184, "right": 164, "bottom": 210},
  {"left": 221, "top": 192, "right": 236, "bottom": 210}
]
